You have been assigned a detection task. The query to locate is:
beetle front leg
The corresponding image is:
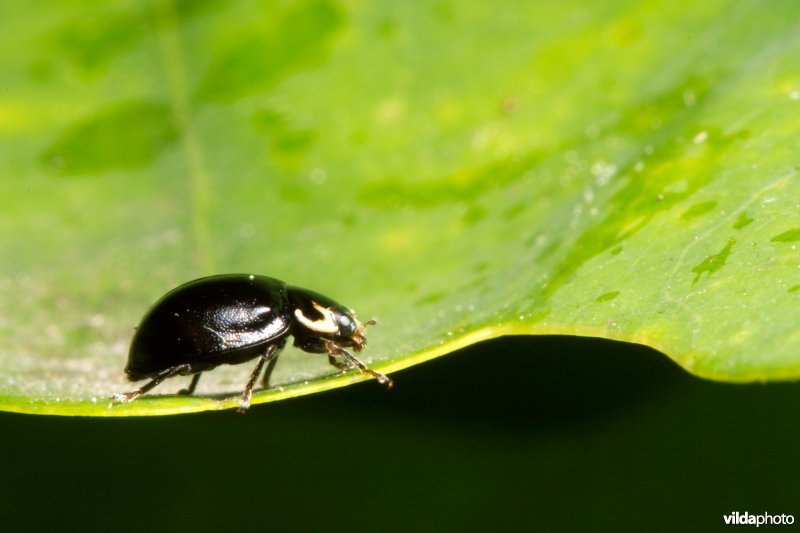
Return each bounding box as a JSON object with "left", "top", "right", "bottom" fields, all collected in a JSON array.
[
  {"left": 323, "top": 340, "right": 393, "bottom": 388},
  {"left": 327, "top": 354, "right": 350, "bottom": 371}
]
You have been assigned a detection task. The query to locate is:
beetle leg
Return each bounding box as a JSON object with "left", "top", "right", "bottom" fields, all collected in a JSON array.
[
  {"left": 327, "top": 354, "right": 350, "bottom": 371},
  {"left": 238, "top": 356, "right": 267, "bottom": 413},
  {"left": 323, "top": 340, "right": 393, "bottom": 389},
  {"left": 239, "top": 342, "right": 284, "bottom": 413},
  {"left": 259, "top": 341, "right": 285, "bottom": 389},
  {"left": 111, "top": 364, "right": 192, "bottom": 404},
  {"left": 178, "top": 372, "right": 202, "bottom": 395}
]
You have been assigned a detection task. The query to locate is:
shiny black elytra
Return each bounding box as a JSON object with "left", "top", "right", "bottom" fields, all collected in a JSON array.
[{"left": 111, "top": 274, "right": 392, "bottom": 412}]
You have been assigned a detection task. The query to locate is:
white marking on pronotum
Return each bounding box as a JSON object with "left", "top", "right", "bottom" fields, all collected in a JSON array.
[{"left": 295, "top": 301, "right": 339, "bottom": 334}]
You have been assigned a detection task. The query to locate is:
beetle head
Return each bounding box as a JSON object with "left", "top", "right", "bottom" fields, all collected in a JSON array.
[{"left": 288, "top": 287, "right": 375, "bottom": 351}]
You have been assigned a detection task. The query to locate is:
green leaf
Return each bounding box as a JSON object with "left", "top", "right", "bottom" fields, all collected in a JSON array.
[{"left": 2, "top": 0, "right": 800, "bottom": 416}]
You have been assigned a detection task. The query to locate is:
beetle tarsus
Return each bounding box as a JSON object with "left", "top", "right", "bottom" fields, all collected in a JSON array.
[
  {"left": 372, "top": 371, "right": 394, "bottom": 389},
  {"left": 237, "top": 395, "right": 251, "bottom": 414},
  {"left": 110, "top": 391, "right": 141, "bottom": 403}
]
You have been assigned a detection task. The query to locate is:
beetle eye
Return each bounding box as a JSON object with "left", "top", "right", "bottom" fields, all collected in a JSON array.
[{"left": 338, "top": 314, "right": 357, "bottom": 336}]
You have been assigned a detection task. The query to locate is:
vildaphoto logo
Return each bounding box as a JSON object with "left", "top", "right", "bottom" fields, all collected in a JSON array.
[{"left": 723, "top": 512, "right": 795, "bottom": 526}]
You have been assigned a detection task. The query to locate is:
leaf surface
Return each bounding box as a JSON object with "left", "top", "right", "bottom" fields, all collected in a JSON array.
[{"left": 2, "top": 0, "right": 800, "bottom": 415}]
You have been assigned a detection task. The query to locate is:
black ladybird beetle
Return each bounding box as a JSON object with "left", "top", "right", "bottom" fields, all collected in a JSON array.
[{"left": 111, "top": 274, "right": 392, "bottom": 412}]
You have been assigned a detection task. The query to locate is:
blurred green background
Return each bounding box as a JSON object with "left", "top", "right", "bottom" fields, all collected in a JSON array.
[{"left": 2, "top": 336, "right": 798, "bottom": 531}]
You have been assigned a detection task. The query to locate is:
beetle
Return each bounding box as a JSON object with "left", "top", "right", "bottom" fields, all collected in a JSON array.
[{"left": 111, "top": 274, "right": 392, "bottom": 412}]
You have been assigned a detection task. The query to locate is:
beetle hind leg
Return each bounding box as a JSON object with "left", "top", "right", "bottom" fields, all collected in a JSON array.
[{"left": 111, "top": 364, "right": 192, "bottom": 404}]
